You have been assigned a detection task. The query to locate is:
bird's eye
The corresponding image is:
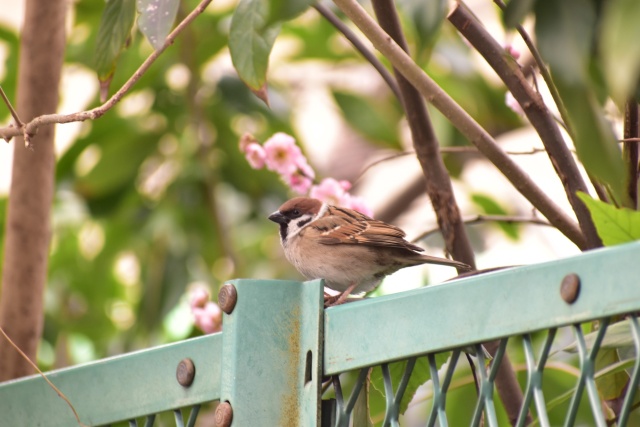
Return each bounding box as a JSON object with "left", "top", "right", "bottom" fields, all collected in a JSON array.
[{"left": 291, "top": 209, "right": 301, "bottom": 217}]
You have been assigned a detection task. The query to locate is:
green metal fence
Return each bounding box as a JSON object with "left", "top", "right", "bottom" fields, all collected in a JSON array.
[{"left": 1, "top": 241, "right": 640, "bottom": 426}]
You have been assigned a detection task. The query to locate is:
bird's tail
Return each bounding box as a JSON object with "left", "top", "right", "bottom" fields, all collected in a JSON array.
[{"left": 415, "top": 254, "right": 472, "bottom": 271}]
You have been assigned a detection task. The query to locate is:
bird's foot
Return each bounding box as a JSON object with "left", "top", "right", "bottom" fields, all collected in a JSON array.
[{"left": 324, "top": 292, "right": 345, "bottom": 307}]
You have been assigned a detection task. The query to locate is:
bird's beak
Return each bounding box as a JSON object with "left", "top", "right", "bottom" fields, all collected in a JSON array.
[{"left": 268, "top": 211, "right": 287, "bottom": 224}]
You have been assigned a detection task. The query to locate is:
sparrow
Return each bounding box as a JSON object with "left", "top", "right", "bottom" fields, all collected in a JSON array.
[{"left": 268, "top": 197, "right": 471, "bottom": 305}]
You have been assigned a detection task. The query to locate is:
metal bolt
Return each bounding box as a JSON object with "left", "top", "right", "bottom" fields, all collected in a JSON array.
[
  {"left": 560, "top": 273, "right": 580, "bottom": 304},
  {"left": 176, "top": 358, "right": 196, "bottom": 387},
  {"left": 218, "top": 284, "right": 238, "bottom": 314},
  {"left": 215, "top": 401, "right": 233, "bottom": 427}
]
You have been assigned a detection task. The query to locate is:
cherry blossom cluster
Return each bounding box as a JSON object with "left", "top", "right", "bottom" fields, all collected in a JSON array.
[
  {"left": 188, "top": 286, "right": 222, "bottom": 334},
  {"left": 240, "top": 132, "right": 374, "bottom": 217}
]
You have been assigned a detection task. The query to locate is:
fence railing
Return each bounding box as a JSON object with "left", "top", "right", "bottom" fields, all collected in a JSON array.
[{"left": 1, "top": 241, "right": 640, "bottom": 426}]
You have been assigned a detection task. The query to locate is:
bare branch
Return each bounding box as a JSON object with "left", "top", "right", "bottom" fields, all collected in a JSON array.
[
  {"left": 448, "top": 4, "right": 600, "bottom": 249},
  {"left": 314, "top": 3, "right": 401, "bottom": 100},
  {"left": 623, "top": 101, "right": 639, "bottom": 208},
  {"left": 0, "top": 327, "right": 86, "bottom": 426},
  {"left": 493, "top": 0, "right": 573, "bottom": 139},
  {"left": 331, "top": 0, "right": 586, "bottom": 249},
  {"left": 370, "top": 0, "right": 476, "bottom": 270},
  {"left": 412, "top": 214, "right": 552, "bottom": 242},
  {"left": 0, "top": 85, "right": 23, "bottom": 130},
  {"left": 0, "top": 0, "right": 214, "bottom": 143}
]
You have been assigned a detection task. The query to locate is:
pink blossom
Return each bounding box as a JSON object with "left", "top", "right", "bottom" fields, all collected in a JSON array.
[
  {"left": 505, "top": 91, "right": 524, "bottom": 116},
  {"left": 193, "top": 301, "right": 222, "bottom": 334},
  {"left": 343, "top": 194, "right": 374, "bottom": 217},
  {"left": 339, "top": 180, "right": 351, "bottom": 191},
  {"left": 239, "top": 132, "right": 257, "bottom": 153},
  {"left": 296, "top": 157, "right": 315, "bottom": 180},
  {"left": 188, "top": 287, "right": 210, "bottom": 309},
  {"left": 263, "top": 133, "right": 303, "bottom": 175},
  {"left": 504, "top": 44, "right": 520, "bottom": 60},
  {"left": 284, "top": 172, "right": 314, "bottom": 194},
  {"left": 310, "top": 178, "right": 348, "bottom": 206},
  {"left": 244, "top": 143, "right": 267, "bottom": 169}
]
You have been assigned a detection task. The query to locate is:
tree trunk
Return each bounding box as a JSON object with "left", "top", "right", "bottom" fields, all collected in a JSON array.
[{"left": 0, "top": 0, "right": 66, "bottom": 380}]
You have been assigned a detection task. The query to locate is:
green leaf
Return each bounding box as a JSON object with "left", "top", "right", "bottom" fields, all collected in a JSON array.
[
  {"left": 136, "top": 0, "right": 180, "bottom": 50},
  {"left": 332, "top": 91, "right": 402, "bottom": 149},
  {"left": 577, "top": 193, "right": 640, "bottom": 246},
  {"left": 267, "top": 0, "right": 314, "bottom": 25},
  {"left": 595, "top": 348, "right": 629, "bottom": 400},
  {"left": 600, "top": 0, "right": 640, "bottom": 107},
  {"left": 94, "top": 0, "right": 137, "bottom": 81},
  {"left": 534, "top": 0, "right": 626, "bottom": 200},
  {"left": 561, "top": 319, "right": 636, "bottom": 353},
  {"left": 370, "top": 353, "right": 449, "bottom": 415},
  {"left": 398, "top": 0, "right": 447, "bottom": 54},
  {"left": 229, "top": 0, "right": 281, "bottom": 97},
  {"left": 503, "top": 0, "right": 537, "bottom": 28},
  {"left": 534, "top": 0, "right": 595, "bottom": 83},
  {"left": 471, "top": 193, "right": 519, "bottom": 240},
  {"left": 558, "top": 84, "right": 625, "bottom": 204}
]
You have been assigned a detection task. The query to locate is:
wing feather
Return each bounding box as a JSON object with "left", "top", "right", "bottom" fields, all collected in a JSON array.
[{"left": 306, "top": 205, "right": 424, "bottom": 252}]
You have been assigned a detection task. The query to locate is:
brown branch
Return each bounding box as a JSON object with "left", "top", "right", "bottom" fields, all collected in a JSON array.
[
  {"left": 623, "top": 101, "right": 639, "bottom": 208},
  {"left": 331, "top": 0, "right": 587, "bottom": 249},
  {"left": 448, "top": 4, "right": 600, "bottom": 250},
  {"left": 356, "top": 147, "right": 553, "bottom": 184},
  {"left": 493, "top": 0, "right": 573, "bottom": 138},
  {"left": 0, "top": 0, "right": 214, "bottom": 144},
  {"left": 0, "top": 327, "right": 86, "bottom": 426},
  {"left": 313, "top": 3, "right": 401, "bottom": 100},
  {"left": 412, "top": 214, "right": 552, "bottom": 242},
  {"left": 0, "top": 85, "right": 23, "bottom": 129},
  {"left": 0, "top": 0, "right": 65, "bottom": 380},
  {"left": 370, "top": 0, "right": 476, "bottom": 270}
]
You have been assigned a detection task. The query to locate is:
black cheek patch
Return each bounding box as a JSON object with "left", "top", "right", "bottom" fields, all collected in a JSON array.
[
  {"left": 297, "top": 218, "right": 312, "bottom": 228},
  {"left": 279, "top": 224, "right": 288, "bottom": 242}
]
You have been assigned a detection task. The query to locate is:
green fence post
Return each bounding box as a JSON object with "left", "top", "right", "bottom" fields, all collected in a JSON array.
[{"left": 217, "top": 279, "right": 324, "bottom": 426}]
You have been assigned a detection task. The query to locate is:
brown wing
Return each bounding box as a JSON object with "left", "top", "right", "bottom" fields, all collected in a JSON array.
[{"left": 305, "top": 205, "right": 424, "bottom": 252}]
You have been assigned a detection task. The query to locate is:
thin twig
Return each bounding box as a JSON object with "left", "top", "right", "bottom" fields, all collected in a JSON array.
[
  {"left": 0, "top": 85, "right": 23, "bottom": 128},
  {"left": 493, "top": 0, "right": 574, "bottom": 140},
  {"left": 623, "top": 101, "right": 639, "bottom": 208},
  {"left": 371, "top": 0, "right": 476, "bottom": 270},
  {"left": 448, "top": 4, "right": 599, "bottom": 249},
  {"left": 355, "top": 147, "right": 553, "bottom": 184},
  {"left": 412, "top": 214, "right": 552, "bottom": 242},
  {"left": 0, "top": 327, "right": 86, "bottom": 426},
  {"left": 0, "top": 0, "right": 213, "bottom": 143},
  {"left": 332, "top": 0, "right": 586, "bottom": 249},
  {"left": 314, "top": 3, "right": 401, "bottom": 100}
]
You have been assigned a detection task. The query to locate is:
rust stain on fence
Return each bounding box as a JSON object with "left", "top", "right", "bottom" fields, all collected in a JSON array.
[{"left": 280, "top": 306, "right": 301, "bottom": 427}]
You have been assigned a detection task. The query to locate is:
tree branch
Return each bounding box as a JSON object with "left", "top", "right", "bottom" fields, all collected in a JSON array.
[
  {"left": 492, "top": 0, "right": 573, "bottom": 139},
  {"left": 623, "top": 101, "right": 639, "bottom": 209},
  {"left": 0, "top": 0, "right": 66, "bottom": 381},
  {"left": 412, "top": 214, "right": 552, "bottom": 242},
  {"left": 0, "top": 0, "right": 214, "bottom": 144},
  {"left": 370, "top": 0, "right": 475, "bottom": 270},
  {"left": 314, "top": 3, "right": 401, "bottom": 100},
  {"left": 331, "top": 0, "right": 587, "bottom": 249},
  {"left": 0, "top": 85, "right": 23, "bottom": 130},
  {"left": 448, "top": 3, "right": 601, "bottom": 250}
]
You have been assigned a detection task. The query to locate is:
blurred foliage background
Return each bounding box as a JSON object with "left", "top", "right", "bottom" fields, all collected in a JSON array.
[
  {"left": 0, "top": 0, "right": 639, "bottom": 424},
  {"left": 0, "top": 0, "right": 528, "bottom": 367}
]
